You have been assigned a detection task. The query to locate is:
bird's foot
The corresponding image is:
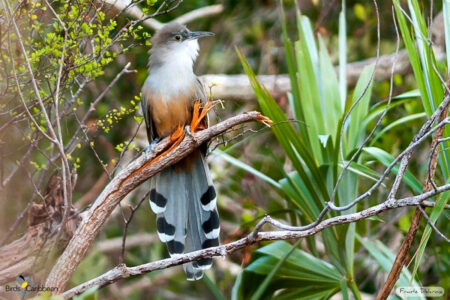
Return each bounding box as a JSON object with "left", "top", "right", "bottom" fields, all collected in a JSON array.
[
  {"left": 184, "top": 125, "right": 192, "bottom": 135},
  {"left": 190, "top": 101, "right": 213, "bottom": 132},
  {"left": 144, "top": 138, "right": 161, "bottom": 159},
  {"left": 165, "top": 125, "right": 186, "bottom": 153},
  {"left": 184, "top": 125, "right": 197, "bottom": 142}
]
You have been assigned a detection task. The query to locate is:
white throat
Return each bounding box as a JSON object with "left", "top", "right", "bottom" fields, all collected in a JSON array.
[{"left": 146, "top": 39, "right": 199, "bottom": 97}]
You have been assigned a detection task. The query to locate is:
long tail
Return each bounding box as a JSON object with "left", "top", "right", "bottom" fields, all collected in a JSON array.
[{"left": 149, "top": 149, "right": 220, "bottom": 280}]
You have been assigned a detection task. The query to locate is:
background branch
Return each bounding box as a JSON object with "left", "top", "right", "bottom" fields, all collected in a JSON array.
[
  {"left": 97, "top": 233, "right": 157, "bottom": 253},
  {"left": 201, "top": 45, "right": 449, "bottom": 102},
  {"left": 102, "top": 0, "right": 223, "bottom": 31}
]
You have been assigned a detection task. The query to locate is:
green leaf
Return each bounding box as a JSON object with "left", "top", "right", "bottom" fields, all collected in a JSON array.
[
  {"left": 250, "top": 240, "right": 301, "bottom": 300},
  {"left": 279, "top": 171, "right": 322, "bottom": 221},
  {"left": 235, "top": 241, "right": 342, "bottom": 299},
  {"left": 73, "top": 286, "right": 99, "bottom": 300},
  {"left": 444, "top": 0, "right": 450, "bottom": 71},
  {"left": 232, "top": 272, "right": 244, "bottom": 300},
  {"left": 394, "top": 0, "right": 450, "bottom": 277},
  {"left": 347, "top": 64, "right": 375, "bottom": 151},
  {"left": 340, "top": 279, "right": 350, "bottom": 300},
  {"left": 370, "top": 112, "right": 426, "bottom": 145},
  {"left": 318, "top": 35, "right": 342, "bottom": 141},
  {"left": 236, "top": 48, "right": 328, "bottom": 205},
  {"left": 363, "top": 147, "right": 422, "bottom": 193},
  {"left": 357, "top": 236, "right": 424, "bottom": 300},
  {"left": 393, "top": 0, "right": 433, "bottom": 114},
  {"left": 367, "top": 216, "right": 385, "bottom": 223},
  {"left": 342, "top": 161, "right": 383, "bottom": 183},
  {"left": 407, "top": 0, "right": 444, "bottom": 113},
  {"left": 365, "top": 96, "right": 418, "bottom": 126},
  {"left": 295, "top": 27, "right": 325, "bottom": 159},
  {"left": 203, "top": 274, "right": 227, "bottom": 300},
  {"left": 280, "top": 1, "right": 308, "bottom": 141},
  {"left": 391, "top": 89, "right": 421, "bottom": 100},
  {"left": 353, "top": 4, "right": 367, "bottom": 21},
  {"left": 214, "top": 150, "right": 282, "bottom": 190},
  {"left": 339, "top": 0, "right": 347, "bottom": 108}
]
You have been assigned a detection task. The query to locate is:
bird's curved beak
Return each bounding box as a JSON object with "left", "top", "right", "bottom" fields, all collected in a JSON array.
[{"left": 187, "top": 31, "right": 215, "bottom": 40}]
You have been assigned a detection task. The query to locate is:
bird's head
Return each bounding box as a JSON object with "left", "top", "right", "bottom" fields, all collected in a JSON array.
[{"left": 149, "top": 23, "right": 214, "bottom": 68}]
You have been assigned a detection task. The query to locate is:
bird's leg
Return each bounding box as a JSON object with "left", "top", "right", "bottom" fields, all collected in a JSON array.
[
  {"left": 165, "top": 125, "right": 186, "bottom": 153},
  {"left": 157, "top": 101, "right": 214, "bottom": 158},
  {"left": 151, "top": 127, "right": 186, "bottom": 160},
  {"left": 189, "top": 101, "right": 214, "bottom": 133},
  {"left": 144, "top": 138, "right": 161, "bottom": 159},
  {"left": 184, "top": 125, "right": 194, "bottom": 137}
]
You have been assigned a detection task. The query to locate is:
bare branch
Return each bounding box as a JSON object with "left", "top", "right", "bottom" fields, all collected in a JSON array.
[
  {"left": 119, "top": 191, "right": 149, "bottom": 264},
  {"left": 200, "top": 49, "right": 413, "bottom": 101},
  {"left": 416, "top": 205, "right": 450, "bottom": 242},
  {"left": 172, "top": 4, "right": 223, "bottom": 26},
  {"left": 102, "top": 1, "right": 223, "bottom": 31},
  {"left": 2, "top": 0, "right": 59, "bottom": 144},
  {"left": 102, "top": 0, "right": 161, "bottom": 29},
  {"left": 62, "top": 185, "right": 450, "bottom": 298}
]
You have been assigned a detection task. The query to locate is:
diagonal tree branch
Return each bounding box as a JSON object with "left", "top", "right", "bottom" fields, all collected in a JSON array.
[
  {"left": 62, "top": 184, "right": 450, "bottom": 298},
  {"left": 44, "top": 111, "right": 270, "bottom": 292}
]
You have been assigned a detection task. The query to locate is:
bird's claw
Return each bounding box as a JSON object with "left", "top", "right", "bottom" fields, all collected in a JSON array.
[
  {"left": 144, "top": 138, "right": 161, "bottom": 159},
  {"left": 184, "top": 125, "right": 193, "bottom": 136},
  {"left": 184, "top": 125, "right": 196, "bottom": 141}
]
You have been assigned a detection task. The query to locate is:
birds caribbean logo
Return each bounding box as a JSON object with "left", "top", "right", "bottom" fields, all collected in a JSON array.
[{"left": 15, "top": 275, "right": 33, "bottom": 295}]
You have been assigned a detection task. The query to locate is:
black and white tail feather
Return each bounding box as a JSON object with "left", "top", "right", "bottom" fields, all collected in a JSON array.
[{"left": 149, "top": 150, "right": 220, "bottom": 280}]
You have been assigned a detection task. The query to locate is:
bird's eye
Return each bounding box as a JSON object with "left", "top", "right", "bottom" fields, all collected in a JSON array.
[{"left": 174, "top": 34, "right": 182, "bottom": 41}]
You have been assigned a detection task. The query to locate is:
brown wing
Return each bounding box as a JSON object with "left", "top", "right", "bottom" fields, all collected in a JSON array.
[
  {"left": 193, "top": 77, "right": 209, "bottom": 128},
  {"left": 194, "top": 77, "right": 208, "bottom": 104},
  {"left": 141, "top": 86, "right": 158, "bottom": 143},
  {"left": 193, "top": 78, "right": 210, "bottom": 155}
]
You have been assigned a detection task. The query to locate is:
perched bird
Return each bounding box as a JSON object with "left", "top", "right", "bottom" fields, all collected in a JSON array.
[{"left": 141, "top": 23, "right": 219, "bottom": 280}]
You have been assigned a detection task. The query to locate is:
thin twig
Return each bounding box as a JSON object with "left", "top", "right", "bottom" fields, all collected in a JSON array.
[
  {"left": 118, "top": 190, "right": 150, "bottom": 264},
  {"left": 331, "top": 3, "right": 400, "bottom": 207},
  {"left": 65, "top": 62, "right": 136, "bottom": 154},
  {"left": 416, "top": 205, "right": 449, "bottom": 242}
]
